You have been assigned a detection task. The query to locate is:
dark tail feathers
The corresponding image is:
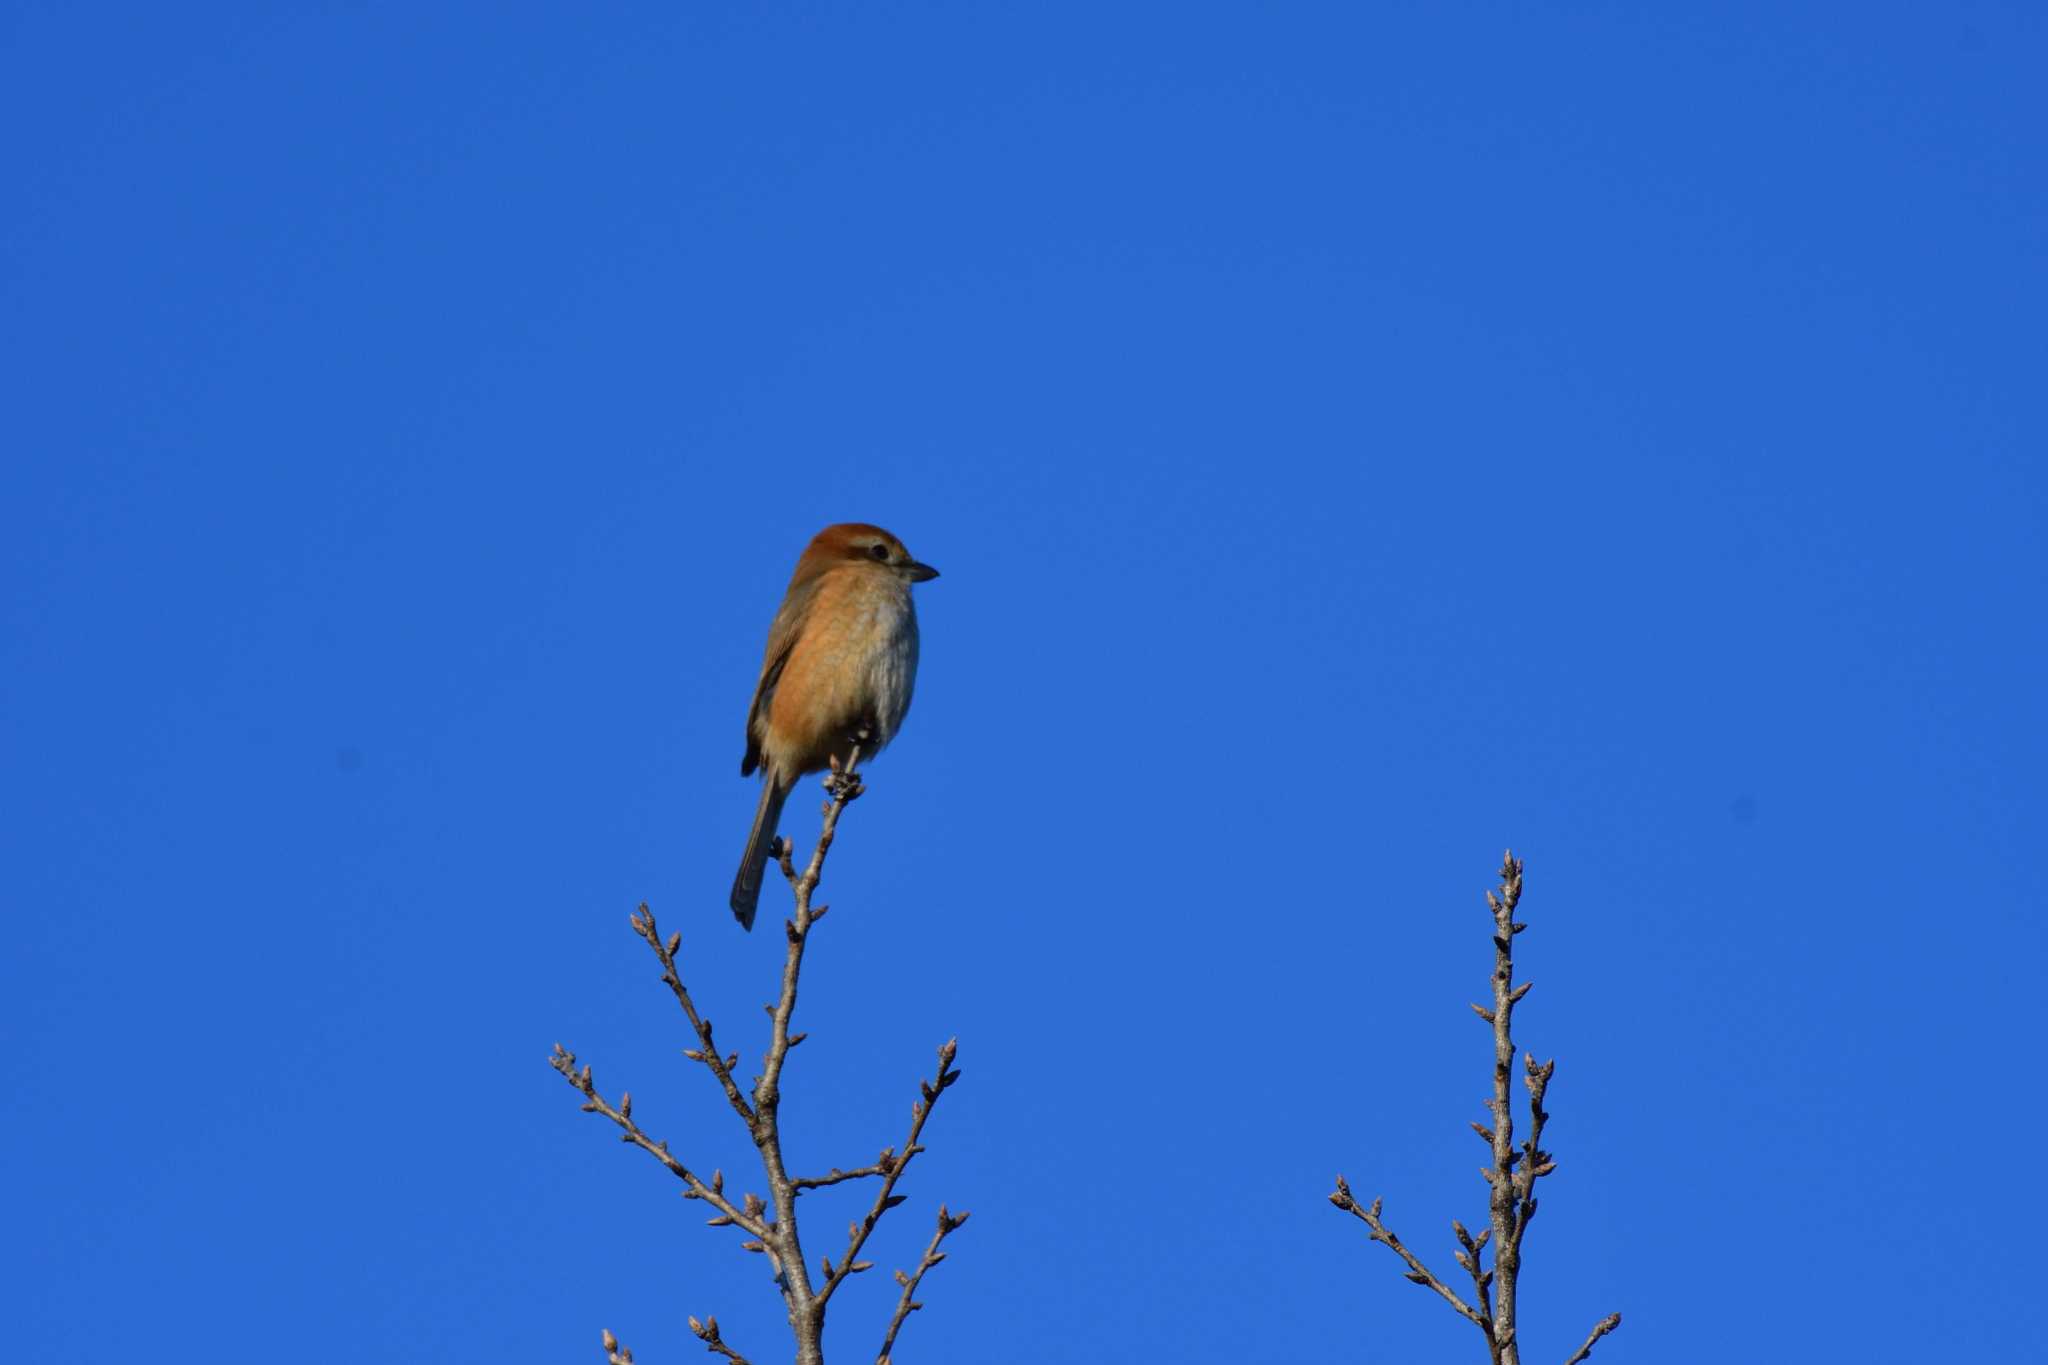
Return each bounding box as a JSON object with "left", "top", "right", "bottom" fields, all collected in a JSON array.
[{"left": 729, "top": 776, "right": 789, "bottom": 930}]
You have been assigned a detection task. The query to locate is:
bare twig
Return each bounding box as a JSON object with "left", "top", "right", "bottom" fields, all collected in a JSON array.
[
  {"left": 602, "top": 1328, "right": 636, "bottom": 1365},
  {"left": 1330, "top": 854, "right": 1619, "bottom": 1365},
  {"left": 792, "top": 1160, "right": 891, "bottom": 1193},
  {"left": 548, "top": 1044, "right": 769, "bottom": 1242},
  {"left": 751, "top": 743, "right": 884, "bottom": 1359},
  {"left": 1450, "top": 1218, "right": 1496, "bottom": 1346},
  {"left": 1561, "top": 1313, "right": 1622, "bottom": 1365},
  {"left": 686, "top": 1316, "right": 753, "bottom": 1364},
  {"left": 554, "top": 745, "right": 965, "bottom": 1364},
  {"left": 1482, "top": 853, "right": 1532, "bottom": 1360},
  {"left": 877, "top": 1206, "right": 970, "bottom": 1364},
  {"left": 818, "top": 1039, "right": 962, "bottom": 1306},
  {"left": 1327, "top": 1180, "right": 1489, "bottom": 1338},
  {"left": 632, "top": 906, "right": 754, "bottom": 1127}
]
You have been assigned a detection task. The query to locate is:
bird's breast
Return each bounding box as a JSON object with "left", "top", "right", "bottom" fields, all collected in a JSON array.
[{"left": 766, "top": 570, "right": 920, "bottom": 770}]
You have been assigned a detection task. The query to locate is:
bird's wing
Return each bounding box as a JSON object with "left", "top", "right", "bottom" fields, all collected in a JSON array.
[{"left": 741, "top": 579, "right": 819, "bottom": 776}]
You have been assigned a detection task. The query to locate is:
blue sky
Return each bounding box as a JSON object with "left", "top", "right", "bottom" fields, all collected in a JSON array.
[{"left": 4, "top": 4, "right": 2043, "bottom": 1361}]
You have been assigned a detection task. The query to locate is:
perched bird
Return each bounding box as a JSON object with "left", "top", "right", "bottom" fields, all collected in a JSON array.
[{"left": 730, "top": 523, "right": 939, "bottom": 928}]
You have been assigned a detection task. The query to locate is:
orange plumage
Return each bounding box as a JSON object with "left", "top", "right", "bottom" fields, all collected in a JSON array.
[{"left": 730, "top": 523, "right": 939, "bottom": 928}]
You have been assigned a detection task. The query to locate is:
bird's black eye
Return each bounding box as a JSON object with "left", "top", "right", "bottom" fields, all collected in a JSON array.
[{"left": 867, "top": 543, "right": 891, "bottom": 562}]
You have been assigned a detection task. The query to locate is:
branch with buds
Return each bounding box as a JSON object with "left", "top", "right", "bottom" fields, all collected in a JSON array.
[
  {"left": 877, "top": 1206, "right": 970, "bottom": 1365},
  {"left": 554, "top": 750, "right": 967, "bottom": 1365},
  {"left": 1328, "top": 853, "right": 1620, "bottom": 1365}
]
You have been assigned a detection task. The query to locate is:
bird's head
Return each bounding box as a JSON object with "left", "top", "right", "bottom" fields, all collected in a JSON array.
[{"left": 794, "top": 523, "right": 940, "bottom": 587}]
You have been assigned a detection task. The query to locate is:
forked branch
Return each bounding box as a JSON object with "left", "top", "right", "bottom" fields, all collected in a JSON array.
[
  {"left": 554, "top": 752, "right": 966, "bottom": 1364},
  {"left": 878, "top": 1206, "right": 971, "bottom": 1364},
  {"left": 1329, "top": 853, "right": 1620, "bottom": 1365}
]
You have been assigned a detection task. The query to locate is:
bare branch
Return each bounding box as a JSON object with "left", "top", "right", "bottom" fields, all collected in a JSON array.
[
  {"left": 1330, "top": 854, "right": 1619, "bottom": 1365},
  {"left": 630, "top": 905, "right": 755, "bottom": 1127},
  {"left": 1561, "top": 1313, "right": 1622, "bottom": 1365},
  {"left": 687, "top": 1315, "right": 753, "bottom": 1364},
  {"left": 1483, "top": 853, "right": 1529, "bottom": 1360},
  {"left": 553, "top": 741, "right": 967, "bottom": 1365},
  {"left": 819, "top": 1038, "right": 963, "bottom": 1306},
  {"left": 877, "top": 1205, "right": 970, "bottom": 1364},
  {"left": 1451, "top": 1218, "right": 1496, "bottom": 1344},
  {"left": 749, "top": 747, "right": 870, "bottom": 1362},
  {"left": 1328, "top": 1179, "right": 1490, "bottom": 1336},
  {"left": 601, "top": 1327, "right": 635, "bottom": 1365},
  {"left": 793, "top": 1160, "right": 891, "bottom": 1193},
  {"left": 548, "top": 1044, "right": 768, "bottom": 1240}
]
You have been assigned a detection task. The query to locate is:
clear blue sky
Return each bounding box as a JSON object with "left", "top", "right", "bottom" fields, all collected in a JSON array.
[{"left": 4, "top": 5, "right": 2043, "bottom": 1362}]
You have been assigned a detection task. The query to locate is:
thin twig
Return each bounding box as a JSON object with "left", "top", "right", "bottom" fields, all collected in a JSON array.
[
  {"left": 818, "top": 1039, "right": 963, "bottom": 1306},
  {"left": 753, "top": 745, "right": 869, "bottom": 1363},
  {"left": 791, "top": 1161, "right": 892, "bottom": 1193},
  {"left": 877, "top": 1205, "right": 971, "bottom": 1364},
  {"left": 632, "top": 905, "right": 755, "bottom": 1126},
  {"left": 1330, "top": 854, "right": 1618, "bottom": 1365},
  {"left": 1561, "top": 1313, "right": 1622, "bottom": 1365},
  {"left": 687, "top": 1315, "right": 753, "bottom": 1364},
  {"left": 548, "top": 1045, "right": 769, "bottom": 1240},
  {"left": 1450, "top": 1218, "right": 1496, "bottom": 1347},
  {"left": 554, "top": 741, "right": 967, "bottom": 1365},
  {"left": 1328, "top": 1179, "right": 1490, "bottom": 1336}
]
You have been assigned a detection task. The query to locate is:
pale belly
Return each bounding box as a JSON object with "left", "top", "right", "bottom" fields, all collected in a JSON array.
[{"left": 769, "top": 579, "right": 920, "bottom": 767}]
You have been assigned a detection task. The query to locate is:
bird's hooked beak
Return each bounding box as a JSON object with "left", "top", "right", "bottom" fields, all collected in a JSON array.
[{"left": 906, "top": 560, "right": 940, "bottom": 582}]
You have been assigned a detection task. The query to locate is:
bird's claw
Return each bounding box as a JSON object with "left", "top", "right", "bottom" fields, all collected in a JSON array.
[{"left": 822, "top": 729, "right": 872, "bottom": 799}]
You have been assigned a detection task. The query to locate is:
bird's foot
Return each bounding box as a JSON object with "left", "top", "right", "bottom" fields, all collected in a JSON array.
[
  {"left": 823, "top": 764, "right": 865, "bottom": 802},
  {"left": 824, "top": 730, "right": 872, "bottom": 801}
]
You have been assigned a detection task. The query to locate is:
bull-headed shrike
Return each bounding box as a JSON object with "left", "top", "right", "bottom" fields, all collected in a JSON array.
[{"left": 730, "top": 523, "right": 939, "bottom": 928}]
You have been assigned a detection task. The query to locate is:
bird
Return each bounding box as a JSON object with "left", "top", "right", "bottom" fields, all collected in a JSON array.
[{"left": 730, "top": 523, "right": 939, "bottom": 928}]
